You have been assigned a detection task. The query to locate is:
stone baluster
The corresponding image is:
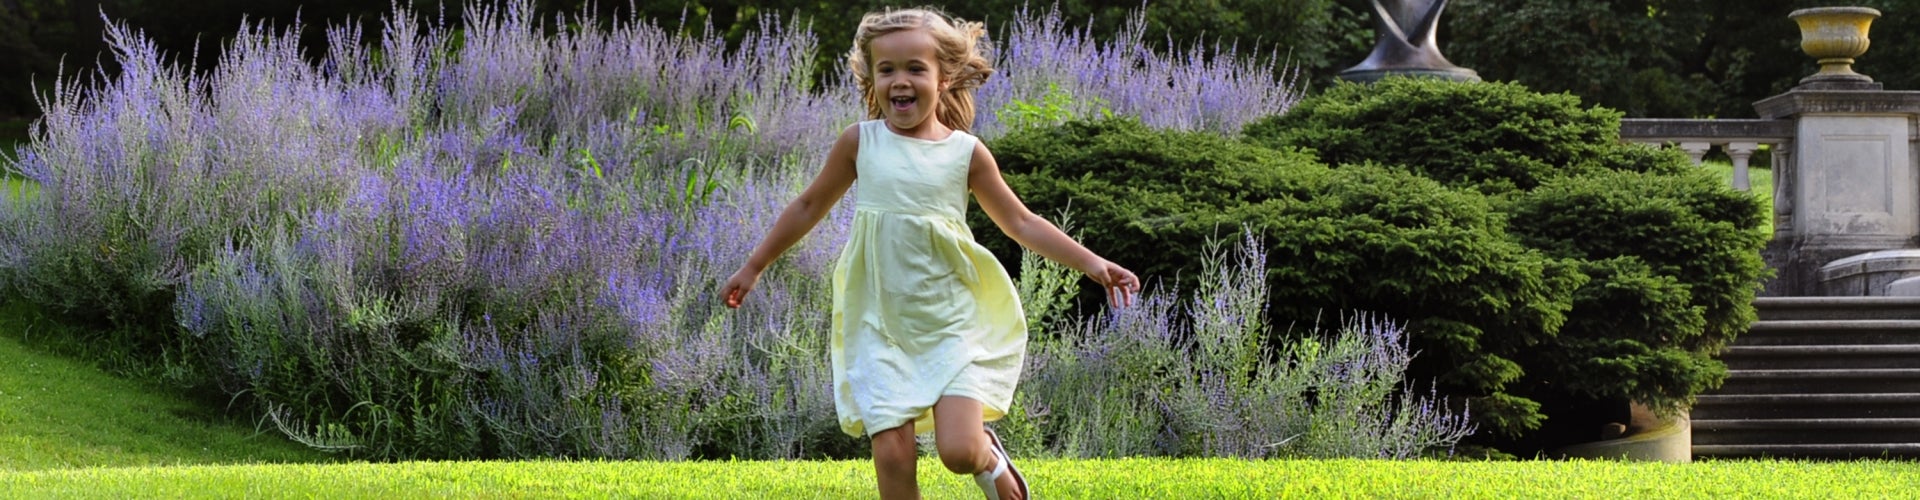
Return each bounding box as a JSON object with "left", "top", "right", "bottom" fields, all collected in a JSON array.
[
  {"left": 1726, "top": 141, "right": 1759, "bottom": 191},
  {"left": 1772, "top": 140, "right": 1794, "bottom": 240},
  {"left": 1679, "top": 142, "right": 1712, "bottom": 164}
]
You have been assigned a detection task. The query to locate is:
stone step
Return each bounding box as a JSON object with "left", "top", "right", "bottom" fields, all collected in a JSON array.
[
  {"left": 1721, "top": 345, "right": 1920, "bottom": 370},
  {"left": 1698, "top": 298, "right": 1920, "bottom": 460},
  {"left": 1691, "top": 393, "right": 1920, "bottom": 419},
  {"left": 1754, "top": 297, "right": 1920, "bottom": 321},
  {"left": 1710, "top": 369, "right": 1920, "bottom": 394},
  {"left": 1736, "top": 320, "right": 1920, "bottom": 345},
  {"left": 1691, "top": 418, "right": 1920, "bottom": 445},
  {"left": 1693, "top": 442, "right": 1920, "bottom": 459}
]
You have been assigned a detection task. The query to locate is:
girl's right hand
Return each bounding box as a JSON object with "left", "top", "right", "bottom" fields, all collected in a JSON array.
[
  {"left": 1087, "top": 260, "right": 1141, "bottom": 309},
  {"left": 720, "top": 267, "right": 761, "bottom": 309}
]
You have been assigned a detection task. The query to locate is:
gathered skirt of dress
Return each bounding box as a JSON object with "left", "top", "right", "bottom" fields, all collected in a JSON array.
[{"left": 830, "top": 209, "right": 1026, "bottom": 437}]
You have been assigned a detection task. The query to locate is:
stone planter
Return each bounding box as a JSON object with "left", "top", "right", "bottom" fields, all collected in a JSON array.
[
  {"left": 1555, "top": 402, "right": 1691, "bottom": 463},
  {"left": 1790, "top": 6, "right": 1881, "bottom": 89}
]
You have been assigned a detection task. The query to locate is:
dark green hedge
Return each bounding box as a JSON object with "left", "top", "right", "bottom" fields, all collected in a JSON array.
[
  {"left": 971, "top": 117, "right": 1325, "bottom": 295},
  {"left": 984, "top": 78, "right": 1770, "bottom": 455},
  {"left": 1242, "top": 78, "right": 1689, "bottom": 193}
]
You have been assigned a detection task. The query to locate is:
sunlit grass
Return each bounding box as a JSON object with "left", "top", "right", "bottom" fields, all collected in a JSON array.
[{"left": 3, "top": 457, "right": 1918, "bottom": 498}]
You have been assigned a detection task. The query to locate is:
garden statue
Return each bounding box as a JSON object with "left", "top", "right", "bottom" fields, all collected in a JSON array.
[{"left": 1338, "top": 0, "right": 1479, "bottom": 83}]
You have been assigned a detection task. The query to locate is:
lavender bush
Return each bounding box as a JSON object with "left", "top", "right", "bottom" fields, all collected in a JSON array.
[
  {"left": 976, "top": 5, "right": 1302, "bottom": 136},
  {"left": 1008, "top": 229, "right": 1474, "bottom": 459},
  {"left": 0, "top": 0, "right": 1441, "bottom": 461}
]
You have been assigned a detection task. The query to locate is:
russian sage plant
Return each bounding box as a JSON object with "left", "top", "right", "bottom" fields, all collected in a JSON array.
[
  {"left": 1013, "top": 229, "right": 1475, "bottom": 459},
  {"left": 975, "top": 5, "right": 1301, "bottom": 137},
  {"left": 2, "top": 0, "right": 1316, "bottom": 460}
]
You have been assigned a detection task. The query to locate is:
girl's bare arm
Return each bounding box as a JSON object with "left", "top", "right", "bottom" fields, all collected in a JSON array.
[
  {"left": 967, "top": 141, "right": 1139, "bottom": 307},
  {"left": 722, "top": 124, "right": 860, "bottom": 308}
]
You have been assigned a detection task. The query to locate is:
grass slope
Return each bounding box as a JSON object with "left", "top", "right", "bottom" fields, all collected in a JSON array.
[
  {"left": 0, "top": 306, "right": 328, "bottom": 471},
  {"left": 3, "top": 457, "right": 1919, "bottom": 498}
]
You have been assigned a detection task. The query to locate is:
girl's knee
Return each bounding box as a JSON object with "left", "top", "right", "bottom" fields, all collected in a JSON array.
[
  {"left": 870, "top": 427, "right": 919, "bottom": 469},
  {"left": 935, "top": 435, "right": 986, "bottom": 474}
]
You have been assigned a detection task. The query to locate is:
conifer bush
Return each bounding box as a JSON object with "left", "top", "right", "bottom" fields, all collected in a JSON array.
[
  {"left": 997, "top": 78, "right": 1768, "bottom": 455},
  {"left": 1243, "top": 78, "right": 1768, "bottom": 452},
  {"left": 986, "top": 116, "right": 1580, "bottom": 445},
  {"left": 1242, "top": 78, "right": 1680, "bottom": 192},
  {"left": 971, "top": 117, "right": 1325, "bottom": 293}
]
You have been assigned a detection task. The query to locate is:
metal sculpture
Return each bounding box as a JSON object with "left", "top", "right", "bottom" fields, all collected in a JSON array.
[{"left": 1338, "top": 0, "right": 1479, "bottom": 83}]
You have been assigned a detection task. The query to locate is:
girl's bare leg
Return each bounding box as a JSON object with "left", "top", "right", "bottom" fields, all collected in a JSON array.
[
  {"left": 933, "top": 396, "right": 1023, "bottom": 499},
  {"left": 871, "top": 424, "right": 921, "bottom": 500}
]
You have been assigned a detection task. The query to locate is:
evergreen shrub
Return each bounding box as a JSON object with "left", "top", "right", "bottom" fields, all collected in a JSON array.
[
  {"left": 1001, "top": 77, "right": 1770, "bottom": 455},
  {"left": 1242, "top": 78, "right": 1664, "bottom": 192},
  {"left": 972, "top": 117, "right": 1324, "bottom": 296},
  {"left": 984, "top": 116, "right": 1583, "bottom": 443},
  {"left": 1246, "top": 78, "right": 1770, "bottom": 452}
]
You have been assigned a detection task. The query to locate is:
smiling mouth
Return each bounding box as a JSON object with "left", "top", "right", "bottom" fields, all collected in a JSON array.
[{"left": 889, "top": 96, "right": 916, "bottom": 110}]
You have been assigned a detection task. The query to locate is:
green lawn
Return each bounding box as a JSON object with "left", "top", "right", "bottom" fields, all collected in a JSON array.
[
  {"left": 0, "top": 304, "right": 328, "bottom": 471},
  {"left": 3, "top": 457, "right": 1918, "bottom": 498}
]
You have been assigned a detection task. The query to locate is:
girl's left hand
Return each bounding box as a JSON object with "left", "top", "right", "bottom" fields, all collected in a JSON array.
[{"left": 1088, "top": 260, "right": 1141, "bottom": 308}]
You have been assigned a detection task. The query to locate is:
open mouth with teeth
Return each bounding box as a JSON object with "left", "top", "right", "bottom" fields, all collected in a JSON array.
[{"left": 889, "top": 96, "right": 917, "bottom": 111}]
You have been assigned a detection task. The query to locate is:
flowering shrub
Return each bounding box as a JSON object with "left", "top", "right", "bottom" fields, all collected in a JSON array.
[
  {"left": 976, "top": 6, "right": 1300, "bottom": 136},
  {"left": 0, "top": 1, "right": 1462, "bottom": 460},
  {"left": 1007, "top": 229, "right": 1474, "bottom": 458}
]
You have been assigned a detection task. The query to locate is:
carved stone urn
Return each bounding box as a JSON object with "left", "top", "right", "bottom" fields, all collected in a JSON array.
[
  {"left": 1790, "top": 6, "right": 1881, "bottom": 89},
  {"left": 1338, "top": 0, "right": 1479, "bottom": 83}
]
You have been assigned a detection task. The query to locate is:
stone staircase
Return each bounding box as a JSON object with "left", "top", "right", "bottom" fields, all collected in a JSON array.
[{"left": 1691, "top": 297, "right": 1920, "bottom": 459}]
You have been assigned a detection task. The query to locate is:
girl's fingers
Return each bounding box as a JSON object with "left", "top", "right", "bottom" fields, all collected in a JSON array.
[
  {"left": 1104, "top": 268, "right": 1137, "bottom": 308},
  {"left": 722, "top": 283, "right": 747, "bottom": 309}
]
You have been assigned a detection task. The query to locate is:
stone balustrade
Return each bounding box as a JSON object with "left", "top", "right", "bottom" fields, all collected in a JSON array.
[
  {"left": 1622, "top": 92, "right": 1920, "bottom": 296},
  {"left": 1619, "top": 118, "right": 1795, "bottom": 191}
]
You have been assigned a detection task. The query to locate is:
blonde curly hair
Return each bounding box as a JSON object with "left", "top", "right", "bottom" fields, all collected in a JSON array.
[{"left": 847, "top": 7, "right": 994, "bottom": 132}]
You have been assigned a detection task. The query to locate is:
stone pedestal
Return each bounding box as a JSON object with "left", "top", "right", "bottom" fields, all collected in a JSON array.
[{"left": 1755, "top": 90, "right": 1920, "bottom": 295}]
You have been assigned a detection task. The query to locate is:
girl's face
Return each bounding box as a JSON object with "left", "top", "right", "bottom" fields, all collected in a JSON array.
[{"left": 868, "top": 28, "right": 948, "bottom": 137}]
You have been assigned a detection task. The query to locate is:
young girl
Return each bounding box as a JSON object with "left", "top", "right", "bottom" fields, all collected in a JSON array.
[{"left": 720, "top": 7, "right": 1138, "bottom": 500}]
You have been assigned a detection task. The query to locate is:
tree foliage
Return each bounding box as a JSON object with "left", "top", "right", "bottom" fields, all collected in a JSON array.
[
  {"left": 1432, "top": 0, "right": 1920, "bottom": 118},
  {"left": 14, "top": 0, "right": 1918, "bottom": 121}
]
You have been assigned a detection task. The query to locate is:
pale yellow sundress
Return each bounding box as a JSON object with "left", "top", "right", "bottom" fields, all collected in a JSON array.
[{"left": 831, "top": 119, "right": 1027, "bottom": 437}]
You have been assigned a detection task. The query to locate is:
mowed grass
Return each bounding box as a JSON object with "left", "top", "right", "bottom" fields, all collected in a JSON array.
[
  {"left": 0, "top": 304, "right": 329, "bottom": 471},
  {"left": 4, "top": 457, "right": 1919, "bottom": 498}
]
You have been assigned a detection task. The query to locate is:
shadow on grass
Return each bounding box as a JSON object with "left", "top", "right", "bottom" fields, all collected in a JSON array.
[{"left": 0, "top": 300, "right": 335, "bottom": 471}]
